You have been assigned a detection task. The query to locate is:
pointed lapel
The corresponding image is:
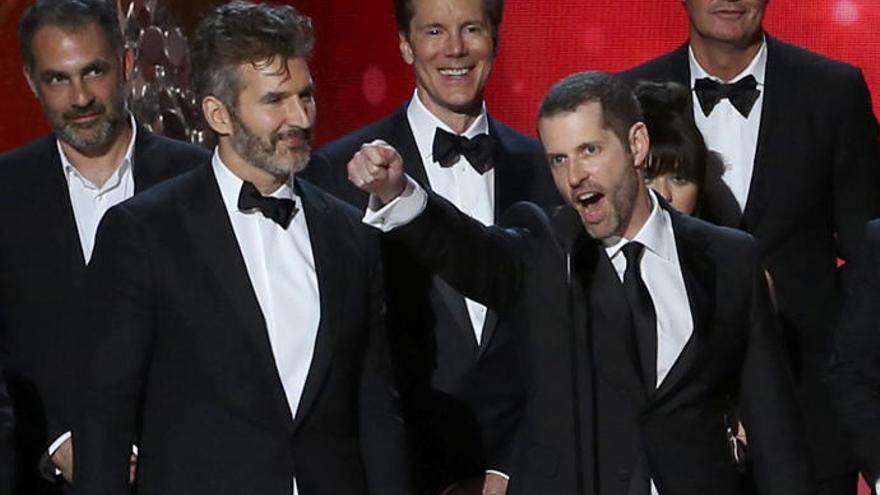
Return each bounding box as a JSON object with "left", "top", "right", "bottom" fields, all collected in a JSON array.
[
  {"left": 653, "top": 211, "right": 716, "bottom": 403},
  {"left": 290, "top": 179, "right": 343, "bottom": 433},
  {"left": 179, "top": 164, "right": 294, "bottom": 430},
  {"left": 33, "top": 137, "right": 88, "bottom": 269},
  {"left": 579, "top": 236, "right": 648, "bottom": 405},
  {"left": 742, "top": 36, "right": 786, "bottom": 229},
  {"left": 132, "top": 125, "right": 160, "bottom": 193}
]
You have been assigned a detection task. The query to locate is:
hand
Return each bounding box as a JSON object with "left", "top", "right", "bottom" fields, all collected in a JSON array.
[
  {"left": 129, "top": 452, "right": 137, "bottom": 483},
  {"left": 51, "top": 437, "right": 73, "bottom": 483},
  {"left": 482, "top": 472, "right": 509, "bottom": 495},
  {"left": 347, "top": 139, "right": 406, "bottom": 204}
]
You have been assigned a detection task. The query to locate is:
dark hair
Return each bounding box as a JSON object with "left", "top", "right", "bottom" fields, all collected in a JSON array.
[
  {"left": 394, "top": 0, "right": 504, "bottom": 42},
  {"left": 634, "top": 80, "right": 708, "bottom": 186},
  {"left": 191, "top": 0, "right": 314, "bottom": 107},
  {"left": 18, "top": 0, "right": 124, "bottom": 73},
  {"left": 538, "top": 71, "right": 643, "bottom": 152}
]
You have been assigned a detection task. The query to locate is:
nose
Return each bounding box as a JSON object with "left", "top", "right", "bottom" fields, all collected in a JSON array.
[
  {"left": 286, "top": 97, "right": 313, "bottom": 130},
  {"left": 445, "top": 30, "right": 467, "bottom": 57},
  {"left": 567, "top": 159, "right": 589, "bottom": 187},
  {"left": 70, "top": 78, "right": 95, "bottom": 108},
  {"left": 652, "top": 178, "right": 673, "bottom": 203}
]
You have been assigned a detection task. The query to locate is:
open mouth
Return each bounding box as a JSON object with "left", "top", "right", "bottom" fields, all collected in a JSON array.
[{"left": 575, "top": 191, "right": 606, "bottom": 223}]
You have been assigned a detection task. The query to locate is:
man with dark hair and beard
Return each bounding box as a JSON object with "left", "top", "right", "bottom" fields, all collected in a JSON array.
[
  {"left": 73, "top": 2, "right": 411, "bottom": 495},
  {"left": 0, "top": 0, "right": 208, "bottom": 492}
]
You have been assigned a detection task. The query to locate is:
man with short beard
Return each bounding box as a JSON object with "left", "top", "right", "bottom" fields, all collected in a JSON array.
[
  {"left": 0, "top": 0, "right": 208, "bottom": 492},
  {"left": 73, "top": 3, "right": 410, "bottom": 495}
]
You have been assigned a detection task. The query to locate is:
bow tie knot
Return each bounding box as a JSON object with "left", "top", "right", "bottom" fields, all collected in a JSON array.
[
  {"left": 693, "top": 75, "right": 760, "bottom": 118},
  {"left": 238, "top": 181, "right": 298, "bottom": 228},
  {"left": 432, "top": 128, "right": 496, "bottom": 174}
]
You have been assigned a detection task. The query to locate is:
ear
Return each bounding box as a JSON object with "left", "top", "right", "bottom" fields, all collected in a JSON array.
[
  {"left": 22, "top": 66, "right": 38, "bottom": 97},
  {"left": 202, "top": 96, "right": 233, "bottom": 136},
  {"left": 399, "top": 32, "right": 415, "bottom": 66},
  {"left": 629, "top": 122, "right": 650, "bottom": 170},
  {"left": 122, "top": 47, "right": 135, "bottom": 81}
]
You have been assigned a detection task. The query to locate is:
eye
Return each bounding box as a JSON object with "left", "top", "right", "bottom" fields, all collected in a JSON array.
[
  {"left": 45, "top": 74, "right": 69, "bottom": 85},
  {"left": 583, "top": 144, "right": 600, "bottom": 156},
  {"left": 548, "top": 155, "right": 567, "bottom": 167},
  {"left": 426, "top": 27, "right": 442, "bottom": 36},
  {"left": 85, "top": 67, "right": 104, "bottom": 78},
  {"left": 464, "top": 24, "right": 484, "bottom": 34},
  {"left": 670, "top": 174, "right": 693, "bottom": 186}
]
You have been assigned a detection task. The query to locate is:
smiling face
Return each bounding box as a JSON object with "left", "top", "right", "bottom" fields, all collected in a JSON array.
[
  {"left": 225, "top": 56, "right": 316, "bottom": 179},
  {"left": 400, "top": 0, "right": 495, "bottom": 124},
  {"left": 539, "top": 102, "right": 651, "bottom": 241},
  {"left": 683, "top": 0, "right": 767, "bottom": 48},
  {"left": 25, "top": 22, "right": 128, "bottom": 153}
]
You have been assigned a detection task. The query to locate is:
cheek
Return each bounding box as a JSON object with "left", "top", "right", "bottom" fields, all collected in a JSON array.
[{"left": 672, "top": 184, "right": 700, "bottom": 214}]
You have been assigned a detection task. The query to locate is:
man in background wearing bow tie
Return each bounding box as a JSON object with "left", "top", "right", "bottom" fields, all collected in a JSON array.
[
  {"left": 74, "top": 3, "right": 410, "bottom": 495},
  {"left": 302, "top": 1, "right": 559, "bottom": 494},
  {"left": 622, "top": 1, "right": 880, "bottom": 494}
]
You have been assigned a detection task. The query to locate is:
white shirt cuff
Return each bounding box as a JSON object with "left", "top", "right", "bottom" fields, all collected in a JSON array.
[
  {"left": 486, "top": 469, "right": 510, "bottom": 480},
  {"left": 47, "top": 432, "right": 72, "bottom": 475},
  {"left": 362, "top": 176, "right": 426, "bottom": 232}
]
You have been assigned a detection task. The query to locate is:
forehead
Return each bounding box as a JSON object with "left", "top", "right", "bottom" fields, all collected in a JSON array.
[
  {"left": 539, "top": 102, "right": 617, "bottom": 149},
  {"left": 410, "top": 0, "right": 486, "bottom": 25},
  {"left": 31, "top": 22, "right": 114, "bottom": 70},
  {"left": 237, "top": 56, "right": 312, "bottom": 94}
]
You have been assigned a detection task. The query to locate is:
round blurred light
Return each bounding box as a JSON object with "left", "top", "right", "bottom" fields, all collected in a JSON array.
[
  {"left": 362, "top": 65, "right": 388, "bottom": 107},
  {"left": 833, "top": 0, "right": 860, "bottom": 25}
]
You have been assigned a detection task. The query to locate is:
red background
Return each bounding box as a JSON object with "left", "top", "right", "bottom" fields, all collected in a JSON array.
[
  {"left": 2, "top": 1, "right": 880, "bottom": 150},
  {"left": 0, "top": 1, "right": 877, "bottom": 492}
]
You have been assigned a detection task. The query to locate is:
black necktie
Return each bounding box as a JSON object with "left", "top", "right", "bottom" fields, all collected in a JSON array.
[
  {"left": 432, "top": 128, "right": 496, "bottom": 174},
  {"left": 622, "top": 242, "right": 657, "bottom": 391},
  {"left": 237, "top": 181, "right": 298, "bottom": 228},
  {"left": 693, "top": 75, "right": 760, "bottom": 118}
]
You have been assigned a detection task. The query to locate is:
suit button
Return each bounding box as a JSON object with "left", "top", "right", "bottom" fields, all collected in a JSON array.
[{"left": 617, "top": 469, "right": 630, "bottom": 481}]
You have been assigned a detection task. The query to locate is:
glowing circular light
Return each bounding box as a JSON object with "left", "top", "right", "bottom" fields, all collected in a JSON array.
[{"left": 833, "top": 0, "right": 860, "bottom": 25}]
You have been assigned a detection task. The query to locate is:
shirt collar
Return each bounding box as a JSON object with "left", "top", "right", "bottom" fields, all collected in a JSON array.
[
  {"left": 604, "top": 190, "right": 675, "bottom": 263},
  {"left": 406, "top": 88, "right": 490, "bottom": 162},
  {"left": 689, "top": 35, "right": 767, "bottom": 86},
  {"left": 57, "top": 113, "right": 138, "bottom": 188},
  {"left": 211, "top": 148, "right": 297, "bottom": 215}
]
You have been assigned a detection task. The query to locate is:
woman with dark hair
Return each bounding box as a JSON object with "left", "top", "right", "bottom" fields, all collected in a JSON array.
[{"left": 634, "top": 80, "right": 741, "bottom": 227}]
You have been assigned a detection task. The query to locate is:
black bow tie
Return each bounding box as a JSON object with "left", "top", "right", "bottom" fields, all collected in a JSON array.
[
  {"left": 237, "top": 181, "right": 298, "bottom": 228},
  {"left": 693, "top": 75, "right": 760, "bottom": 118},
  {"left": 432, "top": 128, "right": 496, "bottom": 174}
]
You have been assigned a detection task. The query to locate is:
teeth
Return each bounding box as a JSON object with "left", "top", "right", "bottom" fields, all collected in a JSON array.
[
  {"left": 440, "top": 68, "right": 470, "bottom": 76},
  {"left": 578, "top": 192, "right": 597, "bottom": 202}
]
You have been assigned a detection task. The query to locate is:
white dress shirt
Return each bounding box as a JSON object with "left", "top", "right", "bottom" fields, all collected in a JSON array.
[
  {"left": 406, "top": 89, "right": 495, "bottom": 344},
  {"left": 690, "top": 38, "right": 767, "bottom": 211},
  {"left": 59, "top": 113, "right": 138, "bottom": 263},
  {"left": 213, "top": 152, "right": 321, "bottom": 495}
]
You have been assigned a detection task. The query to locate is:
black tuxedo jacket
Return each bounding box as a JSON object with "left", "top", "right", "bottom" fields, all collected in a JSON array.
[
  {"left": 302, "top": 105, "right": 560, "bottom": 490},
  {"left": 73, "top": 163, "right": 411, "bottom": 495},
  {"left": 829, "top": 218, "right": 880, "bottom": 484},
  {"left": 385, "top": 190, "right": 813, "bottom": 495},
  {"left": 622, "top": 35, "right": 880, "bottom": 478},
  {"left": 0, "top": 128, "right": 208, "bottom": 494}
]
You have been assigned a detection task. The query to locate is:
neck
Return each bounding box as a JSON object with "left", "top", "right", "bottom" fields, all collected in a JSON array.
[
  {"left": 218, "top": 142, "right": 286, "bottom": 195},
  {"left": 416, "top": 88, "right": 482, "bottom": 135},
  {"left": 60, "top": 121, "right": 132, "bottom": 188},
  {"left": 622, "top": 187, "right": 653, "bottom": 240},
  {"left": 689, "top": 32, "right": 763, "bottom": 81}
]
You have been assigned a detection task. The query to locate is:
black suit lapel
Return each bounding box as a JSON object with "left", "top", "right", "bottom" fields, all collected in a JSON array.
[
  {"left": 131, "top": 126, "right": 167, "bottom": 192},
  {"left": 180, "top": 164, "right": 294, "bottom": 430},
  {"left": 581, "top": 238, "right": 648, "bottom": 405},
  {"left": 653, "top": 211, "right": 716, "bottom": 403},
  {"left": 35, "top": 138, "right": 88, "bottom": 268},
  {"left": 291, "top": 180, "right": 343, "bottom": 432},
  {"left": 742, "top": 35, "right": 786, "bottom": 229}
]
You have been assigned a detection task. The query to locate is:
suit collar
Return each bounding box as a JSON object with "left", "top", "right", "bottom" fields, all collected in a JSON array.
[{"left": 688, "top": 35, "right": 768, "bottom": 85}]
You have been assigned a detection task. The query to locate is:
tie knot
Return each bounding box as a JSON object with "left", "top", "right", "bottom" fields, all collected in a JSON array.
[
  {"left": 432, "top": 128, "right": 496, "bottom": 173},
  {"left": 237, "top": 181, "right": 298, "bottom": 228},
  {"left": 622, "top": 241, "right": 645, "bottom": 271}
]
